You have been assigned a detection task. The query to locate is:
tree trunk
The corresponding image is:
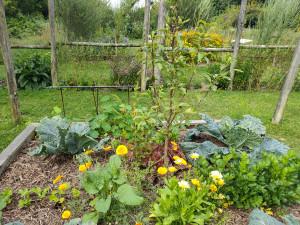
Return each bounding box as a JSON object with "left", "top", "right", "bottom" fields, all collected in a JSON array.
[
  {"left": 141, "top": 0, "right": 151, "bottom": 92},
  {"left": 229, "top": 0, "right": 248, "bottom": 90},
  {"left": 0, "top": 0, "right": 21, "bottom": 124},
  {"left": 48, "top": 0, "right": 58, "bottom": 86},
  {"left": 154, "top": 0, "right": 166, "bottom": 84},
  {"left": 272, "top": 39, "right": 300, "bottom": 124}
]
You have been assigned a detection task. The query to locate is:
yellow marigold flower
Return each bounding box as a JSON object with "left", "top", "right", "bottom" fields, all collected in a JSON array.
[
  {"left": 83, "top": 149, "right": 94, "bottom": 155},
  {"left": 191, "top": 178, "right": 201, "bottom": 187},
  {"left": 266, "top": 208, "right": 273, "bottom": 216},
  {"left": 103, "top": 146, "right": 112, "bottom": 151},
  {"left": 135, "top": 222, "right": 142, "bottom": 225},
  {"left": 178, "top": 180, "right": 190, "bottom": 190},
  {"left": 79, "top": 164, "right": 87, "bottom": 173},
  {"left": 61, "top": 210, "right": 72, "bottom": 220},
  {"left": 85, "top": 161, "right": 92, "bottom": 169},
  {"left": 217, "top": 179, "right": 225, "bottom": 186},
  {"left": 157, "top": 167, "right": 168, "bottom": 175},
  {"left": 58, "top": 183, "right": 69, "bottom": 191},
  {"left": 174, "top": 158, "right": 187, "bottom": 166},
  {"left": 171, "top": 141, "right": 178, "bottom": 151},
  {"left": 223, "top": 203, "right": 229, "bottom": 209},
  {"left": 210, "top": 184, "right": 218, "bottom": 193},
  {"left": 190, "top": 152, "right": 200, "bottom": 160},
  {"left": 173, "top": 155, "right": 180, "bottom": 160},
  {"left": 217, "top": 208, "right": 223, "bottom": 214},
  {"left": 116, "top": 145, "right": 128, "bottom": 156},
  {"left": 168, "top": 167, "right": 177, "bottom": 173},
  {"left": 53, "top": 175, "right": 63, "bottom": 184}
]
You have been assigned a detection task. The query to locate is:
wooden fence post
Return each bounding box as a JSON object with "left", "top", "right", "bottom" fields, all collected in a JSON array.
[
  {"left": 154, "top": 0, "right": 166, "bottom": 84},
  {"left": 48, "top": 0, "right": 58, "bottom": 86},
  {"left": 0, "top": 0, "right": 21, "bottom": 124},
  {"left": 229, "top": 0, "right": 248, "bottom": 90},
  {"left": 141, "top": 0, "right": 151, "bottom": 92},
  {"left": 272, "top": 39, "right": 300, "bottom": 124}
]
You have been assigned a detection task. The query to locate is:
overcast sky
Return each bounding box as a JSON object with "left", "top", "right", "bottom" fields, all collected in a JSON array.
[{"left": 109, "top": 0, "right": 144, "bottom": 8}]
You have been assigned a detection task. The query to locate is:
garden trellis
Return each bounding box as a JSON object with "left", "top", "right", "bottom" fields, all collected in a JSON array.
[{"left": 0, "top": 0, "right": 299, "bottom": 124}]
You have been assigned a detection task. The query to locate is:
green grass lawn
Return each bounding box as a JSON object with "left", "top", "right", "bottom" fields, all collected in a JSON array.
[{"left": 1, "top": 88, "right": 299, "bottom": 152}]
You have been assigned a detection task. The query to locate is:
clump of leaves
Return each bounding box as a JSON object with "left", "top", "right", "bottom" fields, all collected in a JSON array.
[
  {"left": 18, "top": 187, "right": 50, "bottom": 208},
  {"left": 181, "top": 114, "right": 289, "bottom": 160},
  {"left": 80, "top": 155, "right": 144, "bottom": 224},
  {"left": 194, "top": 150, "right": 300, "bottom": 209},
  {"left": 0, "top": 188, "right": 13, "bottom": 220},
  {"left": 15, "top": 53, "right": 51, "bottom": 89},
  {"left": 31, "top": 116, "right": 97, "bottom": 155}
]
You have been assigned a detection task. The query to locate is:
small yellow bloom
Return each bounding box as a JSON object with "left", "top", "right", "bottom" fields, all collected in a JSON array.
[
  {"left": 135, "top": 222, "right": 143, "bottom": 225},
  {"left": 223, "top": 203, "right": 229, "bottom": 209},
  {"left": 53, "top": 175, "right": 63, "bottom": 184},
  {"left": 217, "top": 208, "right": 223, "bottom": 214},
  {"left": 61, "top": 210, "right": 72, "bottom": 220},
  {"left": 266, "top": 208, "right": 273, "bottom": 216},
  {"left": 103, "top": 146, "right": 112, "bottom": 151},
  {"left": 84, "top": 149, "right": 94, "bottom": 155},
  {"left": 210, "top": 171, "right": 223, "bottom": 181},
  {"left": 187, "top": 164, "right": 192, "bottom": 169},
  {"left": 116, "top": 145, "right": 128, "bottom": 156},
  {"left": 85, "top": 161, "right": 92, "bottom": 169},
  {"left": 174, "top": 158, "right": 187, "bottom": 166},
  {"left": 178, "top": 180, "right": 190, "bottom": 190},
  {"left": 210, "top": 184, "right": 218, "bottom": 193},
  {"left": 173, "top": 155, "right": 180, "bottom": 160},
  {"left": 217, "top": 179, "right": 225, "bottom": 186},
  {"left": 157, "top": 167, "right": 168, "bottom": 175},
  {"left": 171, "top": 141, "right": 178, "bottom": 151},
  {"left": 79, "top": 164, "right": 87, "bottom": 173},
  {"left": 190, "top": 152, "right": 200, "bottom": 160},
  {"left": 168, "top": 167, "right": 177, "bottom": 173},
  {"left": 58, "top": 183, "right": 69, "bottom": 191},
  {"left": 191, "top": 179, "right": 201, "bottom": 187}
]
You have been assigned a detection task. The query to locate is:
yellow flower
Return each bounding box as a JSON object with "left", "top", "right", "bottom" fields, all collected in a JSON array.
[
  {"left": 168, "top": 167, "right": 177, "bottom": 173},
  {"left": 61, "top": 210, "right": 72, "bottom": 220},
  {"left": 79, "top": 164, "right": 87, "bottom": 173},
  {"left": 174, "top": 157, "right": 187, "bottom": 166},
  {"left": 135, "top": 222, "right": 143, "bottom": 225},
  {"left": 103, "top": 146, "right": 112, "bottom": 152},
  {"left": 85, "top": 161, "right": 92, "bottom": 169},
  {"left": 191, "top": 179, "right": 201, "bottom": 187},
  {"left": 223, "top": 203, "right": 229, "bottom": 209},
  {"left": 266, "top": 208, "right": 273, "bottom": 216},
  {"left": 58, "top": 183, "right": 69, "bottom": 191},
  {"left": 53, "top": 175, "right": 63, "bottom": 184},
  {"left": 173, "top": 155, "right": 181, "bottom": 160},
  {"left": 157, "top": 167, "right": 168, "bottom": 175},
  {"left": 116, "top": 145, "right": 128, "bottom": 156},
  {"left": 210, "top": 184, "right": 218, "bottom": 192},
  {"left": 187, "top": 164, "right": 192, "bottom": 169},
  {"left": 178, "top": 180, "right": 190, "bottom": 190},
  {"left": 83, "top": 149, "right": 94, "bottom": 155},
  {"left": 217, "top": 208, "right": 223, "bottom": 214},
  {"left": 190, "top": 152, "right": 200, "bottom": 160},
  {"left": 171, "top": 141, "right": 178, "bottom": 151},
  {"left": 217, "top": 179, "right": 225, "bottom": 186},
  {"left": 210, "top": 170, "right": 223, "bottom": 182}
]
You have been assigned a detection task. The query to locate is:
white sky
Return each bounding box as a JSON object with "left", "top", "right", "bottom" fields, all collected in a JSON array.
[{"left": 109, "top": 0, "right": 144, "bottom": 8}]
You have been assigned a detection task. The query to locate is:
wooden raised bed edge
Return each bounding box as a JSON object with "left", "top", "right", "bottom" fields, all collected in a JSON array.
[
  {"left": 0, "top": 120, "right": 207, "bottom": 177},
  {"left": 0, "top": 123, "right": 38, "bottom": 176}
]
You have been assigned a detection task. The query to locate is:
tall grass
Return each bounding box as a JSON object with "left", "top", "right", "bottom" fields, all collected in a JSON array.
[{"left": 257, "top": 0, "right": 300, "bottom": 44}]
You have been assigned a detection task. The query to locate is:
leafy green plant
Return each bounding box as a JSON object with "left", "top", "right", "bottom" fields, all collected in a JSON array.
[
  {"left": 18, "top": 187, "right": 50, "bottom": 208},
  {"left": 31, "top": 116, "right": 97, "bottom": 156},
  {"left": 181, "top": 114, "right": 289, "bottom": 159},
  {"left": 0, "top": 188, "right": 13, "bottom": 221},
  {"left": 15, "top": 53, "right": 51, "bottom": 89},
  {"left": 194, "top": 150, "right": 300, "bottom": 209},
  {"left": 80, "top": 155, "right": 143, "bottom": 224},
  {"left": 150, "top": 177, "right": 217, "bottom": 225}
]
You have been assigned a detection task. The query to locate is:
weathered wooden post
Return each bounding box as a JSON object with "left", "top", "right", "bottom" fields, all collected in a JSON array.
[
  {"left": 154, "top": 0, "right": 166, "bottom": 84},
  {"left": 48, "top": 0, "right": 58, "bottom": 86},
  {"left": 272, "top": 40, "right": 300, "bottom": 124},
  {"left": 0, "top": 0, "right": 21, "bottom": 124},
  {"left": 141, "top": 0, "right": 151, "bottom": 92},
  {"left": 229, "top": 0, "right": 248, "bottom": 90}
]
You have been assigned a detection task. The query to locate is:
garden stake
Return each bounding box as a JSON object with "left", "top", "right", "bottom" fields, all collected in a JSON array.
[{"left": 60, "top": 88, "right": 66, "bottom": 117}]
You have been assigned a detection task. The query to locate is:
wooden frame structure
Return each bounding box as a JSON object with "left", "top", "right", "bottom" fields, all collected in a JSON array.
[{"left": 0, "top": 0, "right": 299, "bottom": 125}]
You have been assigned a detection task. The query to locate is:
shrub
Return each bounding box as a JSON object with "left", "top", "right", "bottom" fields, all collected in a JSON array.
[
  {"left": 15, "top": 53, "right": 51, "bottom": 89},
  {"left": 194, "top": 150, "right": 300, "bottom": 209}
]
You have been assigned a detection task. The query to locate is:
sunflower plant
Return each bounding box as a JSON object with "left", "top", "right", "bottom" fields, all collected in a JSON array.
[{"left": 80, "top": 155, "right": 144, "bottom": 224}]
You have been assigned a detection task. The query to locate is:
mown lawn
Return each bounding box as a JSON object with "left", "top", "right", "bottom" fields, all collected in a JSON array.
[{"left": 1, "top": 88, "right": 299, "bottom": 152}]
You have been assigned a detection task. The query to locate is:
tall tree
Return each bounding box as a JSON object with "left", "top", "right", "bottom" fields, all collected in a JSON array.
[{"left": 0, "top": 0, "right": 21, "bottom": 123}]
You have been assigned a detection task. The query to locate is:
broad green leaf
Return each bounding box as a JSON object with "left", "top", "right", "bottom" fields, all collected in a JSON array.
[
  {"left": 248, "top": 209, "right": 284, "bottom": 225},
  {"left": 95, "top": 196, "right": 111, "bottom": 214},
  {"left": 82, "top": 212, "right": 99, "bottom": 225},
  {"left": 115, "top": 184, "right": 144, "bottom": 206}
]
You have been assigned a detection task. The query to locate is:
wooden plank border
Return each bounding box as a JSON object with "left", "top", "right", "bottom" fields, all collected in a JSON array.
[{"left": 0, "top": 124, "right": 37, "bottom": 176}]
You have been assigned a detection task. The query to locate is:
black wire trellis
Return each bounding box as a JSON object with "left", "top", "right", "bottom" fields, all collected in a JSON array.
[{"left": 46, "top": 85, "right": 134, "bottom": 116}]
